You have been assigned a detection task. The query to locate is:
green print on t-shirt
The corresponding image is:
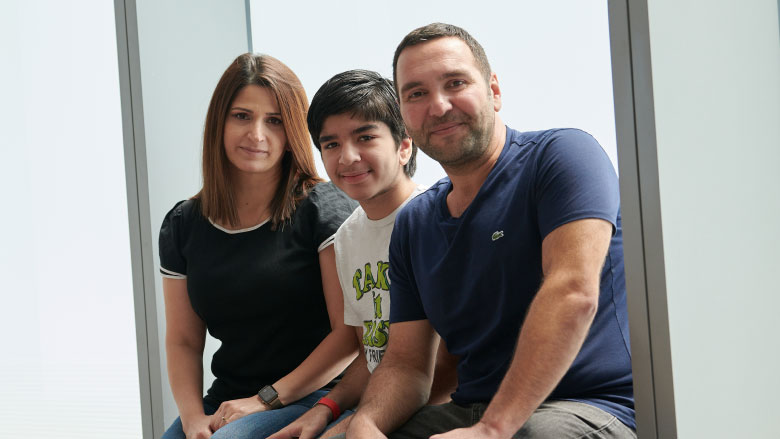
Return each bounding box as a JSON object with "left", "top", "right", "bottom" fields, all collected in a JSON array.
[
  {"left": 363, "top": 319, "right": 389, "bottom": 348},
  {"left": 352, "top": 260, "right": 391, "bottom": 349},
  {"left": 351, "top": 260, "right": 390, "bottom": 300}
]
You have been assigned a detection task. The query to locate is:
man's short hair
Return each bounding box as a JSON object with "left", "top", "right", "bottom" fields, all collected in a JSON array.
[
  {"left": 392, "top": 22, "right": 492, "bottom": 88},
  {"left": 308, "top": 69, "right": 417, "bottom": 177}
]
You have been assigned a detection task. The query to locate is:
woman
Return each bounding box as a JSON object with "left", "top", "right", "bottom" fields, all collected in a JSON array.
[{"left": 159, "top": 53, "right": 358, "bottom": 439}]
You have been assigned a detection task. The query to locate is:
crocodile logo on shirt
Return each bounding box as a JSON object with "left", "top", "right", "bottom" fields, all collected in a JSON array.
[{"left": 492, "top": 230, "right": 505, "bottom": 241}]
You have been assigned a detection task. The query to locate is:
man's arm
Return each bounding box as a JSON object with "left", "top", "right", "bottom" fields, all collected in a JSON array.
[
  {"left": 433, "top": 218, "right": 612, "bottom": 439},
  {"left": 347, "top": 319, "right": 439, "bottom": 437},
  {"left": 429, "top": 338, "right": 458, "bottom": 405}
]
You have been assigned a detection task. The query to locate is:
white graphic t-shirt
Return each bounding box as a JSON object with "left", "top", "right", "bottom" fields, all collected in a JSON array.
[{"left": 334, "top": 186, "right": 425, "bottom": 372}]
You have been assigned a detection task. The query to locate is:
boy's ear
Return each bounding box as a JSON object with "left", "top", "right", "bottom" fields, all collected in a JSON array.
[{"left": 398, "top": 136, "right": 413, "bottom": 166}]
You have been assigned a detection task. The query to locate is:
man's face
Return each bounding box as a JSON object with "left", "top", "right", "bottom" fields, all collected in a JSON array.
[
  {"left": 318, "top": 114, "right": 412, "bottom": 204},
  {"left": 395, "top": 37, "right": 501, "bottom": 168}
]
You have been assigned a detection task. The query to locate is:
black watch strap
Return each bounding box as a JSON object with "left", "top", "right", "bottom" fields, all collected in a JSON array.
[{"left": 257, "top": 384, "right": 283, "bottom": 409}]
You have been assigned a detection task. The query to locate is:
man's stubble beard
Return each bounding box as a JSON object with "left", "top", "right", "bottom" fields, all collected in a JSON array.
[{"left": 411, "top": 102, "right": 495, "bottom": 170}]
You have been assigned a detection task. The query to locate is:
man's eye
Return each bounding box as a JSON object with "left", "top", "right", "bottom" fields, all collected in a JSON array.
[
  {"left": 267, "top": 117, "right": 283, "bottom": 125},
  {"left": 323, "top": 142, "right": 338, "bottom": 150},
  {"left": 449, "top": 80, "right": 466, "bottom": 88},
  {"left": 407, "top": 90, "right": 425, "bottom": 100},
  {"left": 358, "top": 135, "right": 375, "bottom": 142}
]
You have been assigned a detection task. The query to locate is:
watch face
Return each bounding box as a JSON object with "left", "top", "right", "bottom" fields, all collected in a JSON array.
[{"left": 258, "top": 385, "right": 277, "bottom": 402}]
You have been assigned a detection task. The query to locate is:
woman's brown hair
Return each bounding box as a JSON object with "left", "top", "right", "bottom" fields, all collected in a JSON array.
[{"left": 197, "top": 53, "right": 321, "bottom": 229}]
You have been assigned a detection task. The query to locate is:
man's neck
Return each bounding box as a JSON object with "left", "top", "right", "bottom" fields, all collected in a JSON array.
[
  {"left": 361, "top": 177, "right": 418, "bottom": 221},
  {"left": 444, "top": 118, "right": 506, "bottom": 218}
]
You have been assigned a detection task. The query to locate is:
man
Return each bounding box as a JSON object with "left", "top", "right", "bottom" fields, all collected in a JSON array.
[
  {"left": 270, "top": 70, "right": 456, "bottom": 439},
  {"left": 345, "top": 23, "right": 635, "bottom": 438}
]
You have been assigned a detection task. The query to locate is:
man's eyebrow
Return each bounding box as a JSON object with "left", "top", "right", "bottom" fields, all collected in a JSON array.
[
  {"left": 441, "top": 70, "right": 471, "bottom": 80},
  {"left": 399, "top": 70, "right": 473, "bottom": 95},
  {"left": 400, "top": 81, "right": 423, "bottom": 95}
]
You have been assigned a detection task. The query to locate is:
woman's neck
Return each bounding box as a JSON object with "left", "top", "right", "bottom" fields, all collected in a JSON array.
[{"left": 229, "top": 167, "right": 282, "bottom": 229}]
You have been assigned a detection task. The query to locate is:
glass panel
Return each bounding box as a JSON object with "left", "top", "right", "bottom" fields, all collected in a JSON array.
[
  {"left": 250, "top": 0, "right": 617, "bottom": 185},
  {"left": 0, "top": 1, "right": 143, "bottom": 437}
]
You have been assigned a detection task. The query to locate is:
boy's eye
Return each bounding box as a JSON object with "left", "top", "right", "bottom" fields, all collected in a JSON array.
[
  {"left": 322, "top": 142, "right": 339, "bottom": 150},
  {"left": 358, "top": 135, "right": 376, "bottom": 142}
]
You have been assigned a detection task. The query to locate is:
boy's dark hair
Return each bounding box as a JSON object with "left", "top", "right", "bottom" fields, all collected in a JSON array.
[
  {"left": 308, "top": 69, "right": 417, "bottom": 177},
  {"left": 392, "top": 22, "right": 492, "bottom": 88}
]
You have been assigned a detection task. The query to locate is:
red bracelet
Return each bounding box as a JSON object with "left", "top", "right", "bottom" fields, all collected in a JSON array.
[{"left": 316, "top": 396, "right": 341, "bottom": 421}]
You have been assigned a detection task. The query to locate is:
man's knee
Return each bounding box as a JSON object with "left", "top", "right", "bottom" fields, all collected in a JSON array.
[
  {"left": 513, "top": 400, "right": 635, "bottom": 439},
  {"left": 389, "top": 402, "right": 472, "bottom": 439}
]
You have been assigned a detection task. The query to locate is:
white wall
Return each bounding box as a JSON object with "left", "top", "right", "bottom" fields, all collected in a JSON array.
[
  {"left": 647, "top": 0, "right": 780, "bottom": 437},
  {"left": 250, "top": 0, "right": 618, "bottom": 185},
  {"left": 133, "top": 0, "right": 249, "bottom": 428},
  {"left": 0, "top": 1, "right": 142, "bottom": 437}
]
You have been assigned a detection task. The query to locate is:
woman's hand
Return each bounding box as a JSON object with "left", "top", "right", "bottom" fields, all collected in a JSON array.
[
  {"left": 209, "top": 395, "right": 268, "bottom": 431},
  {"left": 181, "top": 413, "right": 214, "bottom": 439}
]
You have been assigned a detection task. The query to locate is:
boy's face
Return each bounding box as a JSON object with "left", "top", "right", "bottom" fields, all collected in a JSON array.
[{"left": 319, "top": 114, "right": 412, "bottom": 204}]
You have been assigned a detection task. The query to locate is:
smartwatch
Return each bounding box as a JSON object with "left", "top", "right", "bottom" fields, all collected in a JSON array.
[{"left": 257, "top": 384, "right": 283, "bottom": 409}]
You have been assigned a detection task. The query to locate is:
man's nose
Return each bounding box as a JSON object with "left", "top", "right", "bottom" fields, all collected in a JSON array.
[{"left": 429, "top": 91, "right": 452, "bottom": 117}]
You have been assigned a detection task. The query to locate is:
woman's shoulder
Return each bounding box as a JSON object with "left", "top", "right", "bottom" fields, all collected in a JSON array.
[
  {"left": 300, "top": 181, "right": 357, "bottom": 212},
  {"left": 163, "top": 198, "right": 202, "bottom": 223},
  {"left": 160, "top": 198, "right": 204, "bottom": 239},
  {"left": 293, "top": 182, "right": 357, "bottom": 247}
]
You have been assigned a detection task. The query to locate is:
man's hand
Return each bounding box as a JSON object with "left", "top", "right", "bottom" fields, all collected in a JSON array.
[
  {"left": 209, "top": 395, "right": 267, "bottom": 431},
  {"left": 268, "top": 404, "right": 332, "bottom": 439},
  {"left": 430, "top": 421, "right": 507, "bottom": 439},
  {"left": 345, "top": 414, "right": 388, "bottom": 439},
  {"left": 181, "top": 413, "right": 214, "bottom": 439}
]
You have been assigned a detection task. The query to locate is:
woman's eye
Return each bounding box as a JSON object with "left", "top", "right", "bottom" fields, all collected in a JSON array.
[
  {"left": 233, "top": 112, "right": 250, "bottom": 121},
  {"left": 267, "top": 117, "right": 283, "bottom": 125}
]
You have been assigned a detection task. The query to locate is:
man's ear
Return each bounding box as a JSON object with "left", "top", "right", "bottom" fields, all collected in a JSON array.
[
  {"left": 490, "top": 72, "right": 502, "bottom": 112},
  {"left": 398, "top": 136, "right": 413, "bottom": 166}
]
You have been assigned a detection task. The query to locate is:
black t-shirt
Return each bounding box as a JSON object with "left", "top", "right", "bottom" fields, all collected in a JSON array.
[{"left": 159, "top": 182, "right": 357, "bottom": 405}]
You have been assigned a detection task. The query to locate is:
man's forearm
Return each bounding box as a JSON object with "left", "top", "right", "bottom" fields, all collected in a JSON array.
[
  {"left": 351, "top": 357, "right": 432, "bottom": 433},
  {"left": 348, "top": 320, "right": 439, "bottom": 435},
  {"left": 479, "top": 279, "right": 598, "bottom": 435}
]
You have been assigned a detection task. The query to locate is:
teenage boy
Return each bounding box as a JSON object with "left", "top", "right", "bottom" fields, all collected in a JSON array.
[{"left": 269, "top": 70, "right": 456, "bottom": 439}]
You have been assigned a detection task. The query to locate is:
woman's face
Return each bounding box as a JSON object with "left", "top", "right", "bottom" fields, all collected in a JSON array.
[{"left": 223, "top": 85, "right": 287, "bottom": 176}]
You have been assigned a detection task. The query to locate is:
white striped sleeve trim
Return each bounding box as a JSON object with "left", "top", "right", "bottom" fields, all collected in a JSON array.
[
  {"left": 160, "top": 267, "right": 186, "bottom": 279},
  {"left": 318, "top": 233, "right": 336, "bottom": 252}
]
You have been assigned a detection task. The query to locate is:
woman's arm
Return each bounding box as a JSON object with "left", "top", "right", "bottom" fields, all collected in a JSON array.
[
  {"left": 163, "top": 277, "right": 213, "bottom": 438},
  {"left": 212, "top": 245, "right": 359, "bottom": 427},
  {"left": 273, "top": 244, "right": 359, "bottom": 402}
]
